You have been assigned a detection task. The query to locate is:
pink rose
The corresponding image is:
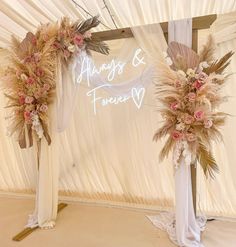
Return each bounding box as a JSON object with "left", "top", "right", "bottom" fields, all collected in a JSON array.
[
  {"left": 18, "top": 91, "right": 25, "bottom": 97},
  {"left": 24, "top": 56, "right": 32, "bottom": 63},
  {"left": 24, "top": 111, "right": 31, "bottom": 122},
  {"left": 186, "top": 133, "right": 197, "bottom": 142},
  {"left": 204, "top": 119, "right": 213, "bottom": 128},
  {"left": 25, "top": 96, "right": 34, "bottom": 104},
  {"left": 187, "top": 92, "right": 196, "bottom": 102},
  {"left": 194, "top": 110, "right": 205, "bottom": 121},
  {"left": 19, "top": 96, "right": 25, "bottom": 105},
  {"left": 192, "top": 79, "right": 202, "bottom": 90},
  {"left": 174, "top": 80, "right": 182, "bottom": 88},
  {"left": 197, "top": 72, "right": 208, "bottom": 81},
  {"left": 172, "top": 130, "right": 183, "bottom": 141},
  {"left": 43, "top": 83, "right": 51, "bottom": 91},
  {"left": 170, "top": 102, "right": 180, "bottom": 111},
  {"left": 26, "top": 76, "right": 35, "bottom": 85},
  {"left": 53, "top": 41, "right": 61, "bottom": 49},
  {"left": 33, "top": 53, "right": 41, "bottom": 63},
  {"left": 40, "top": 104, "right": 48, "bottom": 112},
  {"left": 36, "top": 67, "right": 44, "bottom": 77},
  {"left": 31, "top": 36, "right": 37, "bottom": 45},
  {"left": 73, "top": 34, "right": 84, "bottom": 46},
  {"left": 184, "top": 114, "right": 195, "bottom": 124},
  {"left": 63, "top": 49, "right": 71, "bottom": 58}
]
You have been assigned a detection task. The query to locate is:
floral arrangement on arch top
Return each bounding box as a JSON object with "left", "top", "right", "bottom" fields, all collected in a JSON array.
[
  {"left": 3, "top": 16, "right": 109, "bottom": 149},
  {"left": 153, "top": 36, "right": 233, "bottom": 178}
]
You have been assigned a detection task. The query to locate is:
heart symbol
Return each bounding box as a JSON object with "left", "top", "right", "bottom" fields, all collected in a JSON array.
[{"left": 131, "top": 87, "right": 145, "bottom": 109}]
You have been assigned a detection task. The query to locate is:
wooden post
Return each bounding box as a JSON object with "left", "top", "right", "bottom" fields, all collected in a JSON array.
[{"left": 191, "top": 29, "right": 198, "bottom": 215}]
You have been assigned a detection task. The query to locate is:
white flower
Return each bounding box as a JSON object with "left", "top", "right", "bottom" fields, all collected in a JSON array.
[
  {"left": 199, "top": 61, "right": 209, "bottom": 71},
  {"left": 163, "top": 51, "right": 173, "bottom": 65},
  {"left": 177, "top": 70, "right": 186, "bottom": 77},
  {"left": 186, "top": 68, "right": 195, "bottom": 77},
  {"left": 20, "top": 73, "right": 28, "bottom": 81},
  {"left": 165, "top": 57, "right": 173, "bottom": 66},
  {"left": 68, "top": 44, "right": 75, "bottom": 53},
  {"left": 176, "top": 122, "right": 186, "bottom": 131}
]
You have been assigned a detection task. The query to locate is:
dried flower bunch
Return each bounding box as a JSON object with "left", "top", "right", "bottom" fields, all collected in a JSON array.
[
  {"left": 153, "top": 37, "right": 233, "bottom": 177},
  {"left": 3, "top": 16, "right": 109, "bottom": 148}
]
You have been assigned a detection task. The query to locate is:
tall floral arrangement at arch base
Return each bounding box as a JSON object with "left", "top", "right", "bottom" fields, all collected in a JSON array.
[
  {"left": 153, "top": 37, "right": 233, "bottom": 177},
  {"left": 3, "top": 16, "right": 109, "bottom": 149}
]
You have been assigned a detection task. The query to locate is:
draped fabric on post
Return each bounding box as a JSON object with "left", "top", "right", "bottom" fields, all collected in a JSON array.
[{"left": 148, "top": 19, "right": 206, "bottom": 246}]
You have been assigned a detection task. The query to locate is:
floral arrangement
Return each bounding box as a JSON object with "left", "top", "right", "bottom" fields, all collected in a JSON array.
[
  {"left": 3, "top": 16, "right": 109, "bottom": 148},
  {"left": 153, "top": 37, "right": 233, "bottom": 177}
]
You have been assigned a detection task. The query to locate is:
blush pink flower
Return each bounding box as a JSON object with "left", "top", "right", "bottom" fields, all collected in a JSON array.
[
  {"left": 24, "top": 56, "right": 32, "bottom": 63},
  {"left": 25, "top": 96, "right": 34, "bottom": 104},
  {"left": 40, "top": 104, "right": 48, "bottom": 112},
  {"left": 53, "top": 41, "right": 61, "bottom": 49},
  {"left": 26, "top": 76, "right": 35, "bottom": 85},
  {"left": 73, "top": 34, "right": 84, "bottom": 46},
  {"left": 19, "top": 96, "right": 25, "bottom": 105},
  {"left": 33, "top": 53, "right": 41, "bottom": 63},
  {"left": 192, "top": 79, "right": 202, "bottom": 90},
  {"left": 34, "top": 90, "right": 41, "bottom": 99},
  {"left": 186, "top": 133, "right": 197, "bottom": 142},
  {"left": 24, "top": 111, "right": 31, "bottom": 122},
  {"left": 43, "top": 83, "right": 51, "bottom": 91},
  {"left": 194, "top": 110, "right": 205, "bottom": 121},
  {"left": 204, "top": 119, "right": 213, "bottom": 128},
  {"left": 172, "top": 130, "right": 183, "bottom": 141},
  {"left": 184, "top": 114, "right": 195, "bottom": 124},
  {"left": 197, "top": 72, "right": 208, "bottom": 81},
  {"left": 170, "top": 102, "right": 180, "bottom": 111},
  {"left": 63, "top": 49, "right": 71, "bottom": 58},
  {"left": 187, "top": 92, "right": 196, "bottom": 102},
  {"left": 31, "top": 36, "right": 37, "bottom": 45},
  {"left": 174, "top": 80, "right": 182, "bottom": 88},
  {"left": 36, "top": 67, "right": 44, "bottom": 77}
]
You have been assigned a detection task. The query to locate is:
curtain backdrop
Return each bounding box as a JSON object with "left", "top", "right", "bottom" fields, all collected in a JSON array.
[
  {"left": 1, "top": 2, "right": 236, "bottom": 218},
  {"left": 0, "top": 0, "right": 236, "bottom": 48}
]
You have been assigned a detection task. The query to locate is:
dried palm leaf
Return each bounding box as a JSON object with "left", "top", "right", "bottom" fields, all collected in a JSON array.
[
  {"left": 86, "top": 41, "right": 109, "bottom": 55},
  {"left": 197, "top": 142, "right": 219, "bottom": 178},
  {"left": 153, "top": 122, "right": 175, "bottom": 141},
  {"left": 159, "top": 136, "right": 175, "bottom": 162},
  {"left": 75, "top": 15, "right": 100, "bottom": 34},
  {"left": 204, "top": 51, "right": 234, "bottom": 74}
]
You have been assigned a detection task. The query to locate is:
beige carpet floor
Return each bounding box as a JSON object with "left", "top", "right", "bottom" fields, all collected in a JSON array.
[{"left": 0, "top": 196, "right": 236, "bottom": 247}]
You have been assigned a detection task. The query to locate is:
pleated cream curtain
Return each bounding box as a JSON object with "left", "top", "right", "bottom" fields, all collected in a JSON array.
[
  {"left": 0, "top": 0, "right": 236, "bottom": 47},
  {"left": 1, "top": 1, "right": 236, "bottom": 218}
]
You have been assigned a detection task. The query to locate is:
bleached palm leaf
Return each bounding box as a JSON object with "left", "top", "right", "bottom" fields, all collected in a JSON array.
[{"left": 167, "top": 41, "right": 200, "bottom": 71}]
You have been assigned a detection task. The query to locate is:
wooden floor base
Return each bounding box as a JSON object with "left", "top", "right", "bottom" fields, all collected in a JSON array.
[{"left": 12, "top": 203, "right": 68, "bottom": 241}]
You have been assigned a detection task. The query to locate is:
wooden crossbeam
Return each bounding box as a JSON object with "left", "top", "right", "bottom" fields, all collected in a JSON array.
[
  {"left": 12, "top": 203, "right": 68, "bottom": 241},
  {"left": 92, "top": 14, "right": 216, "bottom": 41}
]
